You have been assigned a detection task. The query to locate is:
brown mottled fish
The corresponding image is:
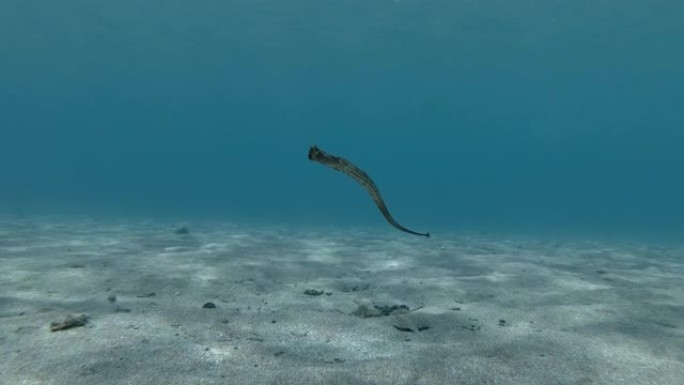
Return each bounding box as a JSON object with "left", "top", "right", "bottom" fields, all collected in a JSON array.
[{"left": 308, "top": 145, "right": 430, "bottom": 238}]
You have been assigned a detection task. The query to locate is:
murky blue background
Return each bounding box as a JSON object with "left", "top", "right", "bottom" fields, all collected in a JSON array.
[{"left": 1, "top": 1, "right": 682, "bottom": 237}]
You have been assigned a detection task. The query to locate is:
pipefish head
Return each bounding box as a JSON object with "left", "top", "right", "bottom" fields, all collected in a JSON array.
[{"left": 308, "top": 145, "right": 324, "bottom": 161}]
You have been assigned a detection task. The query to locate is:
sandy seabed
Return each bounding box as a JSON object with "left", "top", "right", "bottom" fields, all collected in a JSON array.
[{"left": 0, "top": 216, "right": 682, "bottom": 385}]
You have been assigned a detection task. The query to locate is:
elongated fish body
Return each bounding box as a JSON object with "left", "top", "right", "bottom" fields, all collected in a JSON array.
[{"left": 308, "top": 145, "right": 430, "bottom": 238}]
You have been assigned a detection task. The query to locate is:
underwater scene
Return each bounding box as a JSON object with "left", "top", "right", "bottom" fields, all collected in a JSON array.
[{"left": 1, "top": 1, "right": 683, "bottom": 384}]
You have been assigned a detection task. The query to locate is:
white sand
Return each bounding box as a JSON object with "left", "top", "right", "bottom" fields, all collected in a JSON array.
[{"left": 1, "top": 216, "right": 682, "bottom": 385}]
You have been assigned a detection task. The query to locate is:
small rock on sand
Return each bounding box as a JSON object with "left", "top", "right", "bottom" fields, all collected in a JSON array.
[{"left": 49, "top": 314, "right": 88, "bottom": 332}]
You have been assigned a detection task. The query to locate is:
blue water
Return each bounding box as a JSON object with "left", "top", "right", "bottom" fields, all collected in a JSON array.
[{"left": 1, "top": 1, "right": 683, "bottom": 238}]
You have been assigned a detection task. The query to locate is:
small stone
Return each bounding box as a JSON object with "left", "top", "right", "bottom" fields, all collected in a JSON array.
[
  {"left": 175, "top": 227, "right": 189, "bottom": 235},
  {"left": 108, "top": 294, "right": 117, "bottom": 303},
  {"left": 203, "top": 302, "right": 217, "bottom": 309},
  {"left": 49, "top": 314, "right": 88, "bottom": 332}
]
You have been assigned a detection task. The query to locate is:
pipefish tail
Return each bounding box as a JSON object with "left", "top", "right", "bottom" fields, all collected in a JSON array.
[{"left": 308, "top": 145, "right": 430, "bottom": 238}]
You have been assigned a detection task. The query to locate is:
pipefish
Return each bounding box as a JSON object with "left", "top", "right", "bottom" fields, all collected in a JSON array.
[{"left": 308, "top": 145, "right": 430, "bottom": 238}]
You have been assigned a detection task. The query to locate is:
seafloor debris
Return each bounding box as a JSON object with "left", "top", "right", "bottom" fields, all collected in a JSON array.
[
  {"left": 49, "top": 314, "right": 88, "bottom": 332},
  {"left": 393, "top": 325, "right": 414, "bottom": 332},
  {"left": 463, "top": 317, "right": 482, "bottom": 332},
  {"left": 175, "top": 226, "right": 190, "bottom": 235},
  {"left": 391, "top": 312, "right": 431, "bottom": 333},
  {"left": 393, "top": 324, "right": 430, "bottom": 333},
  {"left": 352, "top": 304, "right": 410, "bottom": 318},
  {"left": 350, "top": 304, "right": 432, "bottom": 333},
  {"left": 303, "top": 289, "right": 332, "bottom": 296},
  {"left": 341, "top": 284, "right": 370, "bottom": 293}
]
